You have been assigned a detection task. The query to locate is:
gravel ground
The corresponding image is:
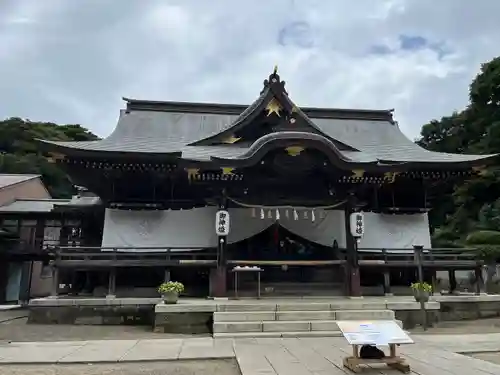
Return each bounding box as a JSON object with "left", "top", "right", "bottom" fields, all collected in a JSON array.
[{"left": 0, "top": 360, "right": 240, "bottom": 375}]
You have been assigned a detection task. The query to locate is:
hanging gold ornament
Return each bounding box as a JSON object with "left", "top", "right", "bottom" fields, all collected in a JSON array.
[
  {"left": 221, "top": 167, "right": 234, "bottom": 175},
  {"left": 285, "top": 146, "right": 304, "bottom": 157}
]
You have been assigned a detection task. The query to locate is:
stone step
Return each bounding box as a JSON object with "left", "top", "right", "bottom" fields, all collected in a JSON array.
[
  {"left": 216, "top": 302, "right": 391, "bottom": 312},
  {"left": 335, "top": 309, "right": 395, "bottom": 320},
  {"left": 213, "top": 319, "right": 402, "bottom": 334},
  {"left": 213, "top": 331, "right": 343, "bottom": 338},
  {"left": 214, "top": 309, "right": 395, "bottom": 322},
  {"left": 214, "top": 311, "right": 276, "bottom": 322}
]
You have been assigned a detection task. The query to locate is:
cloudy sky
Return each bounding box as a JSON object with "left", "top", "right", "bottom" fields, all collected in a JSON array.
[{"left": 1, "top": 0, "right": 499, "bottom": 140}]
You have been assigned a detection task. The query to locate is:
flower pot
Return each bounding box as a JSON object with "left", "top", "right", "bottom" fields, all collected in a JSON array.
[
  {"left": 162, "top": 291, "right": 179, "bottom": 304},
  {"left": 413, "top": 290, "right": 430, "bottom": 303}
]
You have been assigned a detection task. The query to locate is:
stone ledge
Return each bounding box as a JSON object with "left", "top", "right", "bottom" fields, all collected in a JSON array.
[
  {"left": 433, "top": 294, "right": 500, "bottom": 303},
  {"left": 29, "top": 297, "right": 161, "bottom": 307},
  {"left": 387, "top": 301, "right": 440, "bottom": 311},
  {"left": 155, "top": 303, "right": 216, "bottom": 313},
  {"left": 214, "top": 311, "right": 276, "bottom": 322},
  {"left": 28, "top": 305, "right": 155, "bottom": 325},
  {"left": 154, "top": 311, "right": 213, "bottom": 334}
]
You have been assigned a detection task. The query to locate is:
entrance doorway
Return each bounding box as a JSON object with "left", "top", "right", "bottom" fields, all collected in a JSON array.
[{"left": 228, "top": 224, "right": 344, "bottom": 296}]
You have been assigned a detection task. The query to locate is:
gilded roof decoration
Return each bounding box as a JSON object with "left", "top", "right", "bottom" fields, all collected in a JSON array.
[
  {"left": 266, "top": 98, "right": 282, "bottom": 117},
  {"left": 285, "top": 146, "right": 304, "bottom": 157}
]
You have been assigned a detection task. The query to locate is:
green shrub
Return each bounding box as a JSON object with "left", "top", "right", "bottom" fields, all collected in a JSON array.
[
  {"left": 465, "top": 230, "right": 500, "bottom": 245},
  {"left": 410, "top": 282, "right": 433, "bottom": 292},
  {"left": 474, "top": 245, "right": 500, "bottom": 262},
  {"left": 157, "top": 281, "right": 184, "bottom": 294}
]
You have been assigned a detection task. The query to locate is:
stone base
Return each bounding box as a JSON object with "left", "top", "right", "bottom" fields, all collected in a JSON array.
[
  {"left": 154, "top": 302, "right": 215, "bottom": 334},
  {"left": 394, "top": 310, "right": 440, "bottom": 329},
  {"left": 28, "top": 305, "right": 155, "bottom": 325},
  {"left": 154, "top": 312, "right": 213, "bottom": 334},
  {"left": 27, "top": 297, "right": 160, "bottom": 325},
  {"left": 436, "top": 295, "right": 500, "bottom": 321}
]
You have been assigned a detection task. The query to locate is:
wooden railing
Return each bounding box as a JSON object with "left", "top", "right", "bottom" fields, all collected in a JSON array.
[
  {"left": 45, "top": 245, "right": 483, "bottom": 269},
  {"left": 356, "top": 248, "right": 481, "bottom": 268},
  {"left": 48, "top": 246, "right": 218, "bottom": 267}
]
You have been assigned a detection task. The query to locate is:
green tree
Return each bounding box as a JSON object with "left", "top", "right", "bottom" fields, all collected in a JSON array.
[
  {"left": 465, "top": 230, "right": 500, "bottom": 293},
  {"left": 0, "top": 117, "right": 99, "bottom": 198},
  {"left": 418, "top": 56, "right": 500, "bottom": 240}
]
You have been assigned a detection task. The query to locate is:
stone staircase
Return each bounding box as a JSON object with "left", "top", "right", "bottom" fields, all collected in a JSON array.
[{"left": 213, "top": 302, "right": 400, "bottom": 338}]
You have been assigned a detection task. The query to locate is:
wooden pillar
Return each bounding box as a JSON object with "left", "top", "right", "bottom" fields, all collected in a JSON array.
[
  {"left": 164, "top": 269, "right": 171, "bottom": 283},
  {"left": 431, "top": 271, "right": 438, "bottom": 295},
  {"left": 50, "top": 263, "right": 59, "bottom": 298},
  {"left": 448, "top": 269, "right": 457, "bottom": 294},
  {"left": 164, "top": 253, "right": 171, "bottom": 283},
  {"left": 211, "top": 196, "right": 228, "bottom": 297},
  {"left": 383, "top": 270, "right": 392, "bottom": 296},
  {"left": 344, "top": 201, "right": 361, "bottom": 297},
  {"left": 107, "top": 268, "right": 116, "bottom": 297},
  {"left": 474, "top": 266, "right": 484, "bottom": 295}
]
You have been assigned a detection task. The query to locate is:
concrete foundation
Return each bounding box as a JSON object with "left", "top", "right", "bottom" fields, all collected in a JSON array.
[
  {"left": 27, "top": 294, "right": 500, "bottom": 335},
  {"left": 28, "top": 297, "right": 159, "bottom": 325}
]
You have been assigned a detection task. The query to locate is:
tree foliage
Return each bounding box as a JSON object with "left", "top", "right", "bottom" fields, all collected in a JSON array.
[
  {"left": 0, "top": 118, "right": 99, "bottom": 198},
  {"left": 418, "top": 56, "right": 500, "bottom": 242}
]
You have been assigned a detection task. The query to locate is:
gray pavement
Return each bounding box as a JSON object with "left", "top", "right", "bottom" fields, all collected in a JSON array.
[
  {"left": 414, "top": 332, "right": 500, "bottom": 353},
  {"left": 0, "top": 335, "right": 499, "bottom": 374},
  {"left": 0, "top": 359, "right": 239, "bottom": 375}
]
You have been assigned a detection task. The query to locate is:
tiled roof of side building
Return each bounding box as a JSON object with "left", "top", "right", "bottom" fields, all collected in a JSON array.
[
  {"left": 0, "top": 199, "right": 71, "bottom": 212},
  {"left": 0, "top": 196, "right": 102, "bottom": 213},
  {"left": 0, "top": 174, "right": 40, "bottom": 190}
]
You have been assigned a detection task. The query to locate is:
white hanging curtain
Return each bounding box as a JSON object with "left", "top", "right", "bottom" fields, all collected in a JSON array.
[
  {"left": 359, "top": 213, "right": 431, "bottom": 250},
  {"left": 101, "top": 208, "right": 431, "bottom": 252},
  {"left": 101, "top": 207, "right": 274, "bottom": 252},
  {"left": 279, "top": 210, "right": 346, "bottom": 247}
]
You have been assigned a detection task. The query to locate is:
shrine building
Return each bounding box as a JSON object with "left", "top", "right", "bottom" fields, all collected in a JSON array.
[{"left": 31, "top": 68, "right": 495, "bottom": 298}]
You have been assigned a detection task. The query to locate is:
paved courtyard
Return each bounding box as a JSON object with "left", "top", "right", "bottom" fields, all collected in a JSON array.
[
  {"left": 0, "top": 335, "right": 499, "bottom": 374},
  {"left": 2, "top": 308, "right": 500, "bottom": 374},
  {"left": 0, "top": 359, "right": 240, "bottom": 375}
]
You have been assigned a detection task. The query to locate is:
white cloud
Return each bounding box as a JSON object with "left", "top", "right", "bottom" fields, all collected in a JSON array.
[{"left": 0, "top": 0, "right": 499, "bottom": 141}]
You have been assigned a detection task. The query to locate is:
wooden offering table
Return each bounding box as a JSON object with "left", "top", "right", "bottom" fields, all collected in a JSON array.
[
  {"left": 337, "top": 320, "right": 413, "bottom": 373},
  {"left": 231, "top": 266, "right": 263, "bottom": 299}
]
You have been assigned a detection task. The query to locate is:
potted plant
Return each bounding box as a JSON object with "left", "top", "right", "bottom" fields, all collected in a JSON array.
[
  {"left": 157, "top": 281, "right": 184, "bottom": 304},
  {"left": 410, "top": 282, "right": 432, "bottom": 303}
]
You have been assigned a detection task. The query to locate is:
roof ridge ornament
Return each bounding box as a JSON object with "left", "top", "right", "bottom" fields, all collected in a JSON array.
[{"left": 261, "top": 66, "right": 288, "bottom": 95}]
